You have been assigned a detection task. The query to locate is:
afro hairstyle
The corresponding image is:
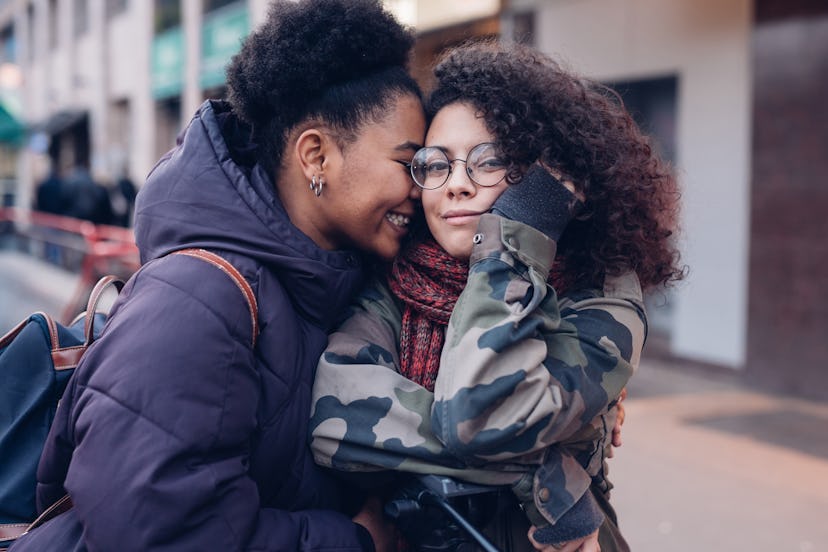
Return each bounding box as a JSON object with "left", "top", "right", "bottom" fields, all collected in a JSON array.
[{"left": 226, "top": 0, "right": 421, "bottom": 177}]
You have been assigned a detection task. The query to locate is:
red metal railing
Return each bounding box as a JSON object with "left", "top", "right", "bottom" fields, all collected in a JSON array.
[{"left": 0, "top": 207, "right": 140, "bottom": 322}]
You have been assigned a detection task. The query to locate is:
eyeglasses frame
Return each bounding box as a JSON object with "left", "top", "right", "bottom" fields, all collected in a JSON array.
[{"left": 409, "top": 142, "right": 508, "bottom": 190}]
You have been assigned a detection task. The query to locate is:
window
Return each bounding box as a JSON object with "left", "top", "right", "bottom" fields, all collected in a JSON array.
[
  {"left": 204, "top": 0, "right": 238, "bottom": 13},
  {"left": 48, "top": 0, "right": 58, "bottom": 50},
  {"left": 26, "top": 2, "right": 34, "bottom": 61},
  {"left": 511, "top": 11, "right": 535, "bottom": 46},
  {"left": 106, "top": 0, "right": 129, "bottom": 20},
  {"left": 155, "top": 0, "right": 181, "bottom": 33},
  {"left": 0, "top": 25, "right": 15, "bottom": 64},
  {"left": 605, "top": 76, "right": 678, "bottom": 163},
  {"left": 74, "top": 0, "right": 89, "bottom": 37}
]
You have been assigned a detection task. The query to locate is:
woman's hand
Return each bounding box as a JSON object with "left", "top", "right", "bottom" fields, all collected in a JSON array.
[
  {"left": 528, "top": 527, "right": 600, "bottom": 552},
  {"left": 489, "top": 165, "right": 583, "bottom": 242},
  {"left": 352, "top": 496, "right": 395, "bottom": 552},
  {"left": 608, "top": 387, "right": 627, "bottom": 458}
]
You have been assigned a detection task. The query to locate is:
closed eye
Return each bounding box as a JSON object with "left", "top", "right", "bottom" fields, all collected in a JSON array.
[
  {"left": 478, "top": 158, "right": 506, "bottom": 172},
  {"left": 426, "top": 161, "right": 450, "bottom": 173}
]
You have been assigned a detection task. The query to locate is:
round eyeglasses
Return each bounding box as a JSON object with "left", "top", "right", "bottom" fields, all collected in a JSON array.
[{"left": 410, "top": 142, "right": 508, "bottom": 190}]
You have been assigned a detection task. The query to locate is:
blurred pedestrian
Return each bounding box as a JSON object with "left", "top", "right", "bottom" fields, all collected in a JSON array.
[
  {"left": 109, "top": 171, "right": 137, "bottom": 227},
  {"left": 33, "top": 165, "right": 66, "bottom": 264},
  {"left": 62, "top": 165, "right": 113, "bottom": 225},
  {"left": 34, "top": 166, "right": 64, "bottom": 216}
]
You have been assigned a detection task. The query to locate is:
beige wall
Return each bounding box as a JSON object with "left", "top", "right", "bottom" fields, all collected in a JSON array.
[
  {"left": 387, "top": 0, "right": 500, "bottom": 32},
  {"left": 520, "top": 0, "right": 753, "bottom": 367}
]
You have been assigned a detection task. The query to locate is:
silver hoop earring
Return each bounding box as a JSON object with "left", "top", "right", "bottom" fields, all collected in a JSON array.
[{"left": 310, "top": 175, "right": 324, "bottom": 197}]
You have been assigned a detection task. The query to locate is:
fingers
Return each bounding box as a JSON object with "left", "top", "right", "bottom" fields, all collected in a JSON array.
[
  {"left": 528, "top": 527, "right": 599, "bottom": 552},
  {"left": 577, "top": 530, "right": 601, "bottom": 552},
  {"left": 610, "top": 387, "right": 628, "bottom": 450},
  {"left": 611, "top": 415, "right": 624, "bottom": 448}
]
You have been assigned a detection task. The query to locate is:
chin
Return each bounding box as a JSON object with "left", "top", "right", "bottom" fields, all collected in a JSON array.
[{"left": 374, "top": 243, "right": 400, "bottom": 262}]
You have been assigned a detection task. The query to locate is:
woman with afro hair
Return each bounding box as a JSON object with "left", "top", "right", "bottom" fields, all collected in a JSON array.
[
  {"left": 311, "top": 40, "right": 684, "bottom": 551},
  {"left": 11, "top": 1, "right": 425, "bottom": 550}
]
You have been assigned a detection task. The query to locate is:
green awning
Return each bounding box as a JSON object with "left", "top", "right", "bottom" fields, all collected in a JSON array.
[
  {"left": 0, "top": 102, "right": 23, "bottom": 146},
  {"left": 200, "top": 2, "right": 249, "bottom": 90}
]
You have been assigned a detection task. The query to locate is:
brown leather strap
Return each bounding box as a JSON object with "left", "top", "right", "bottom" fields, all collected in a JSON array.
[
  {"left": 24, "top": 494, "right": 73, "bottom": 534},
  {"left": 0, "top": 522, "right": 29, "bottom": 544},
  {"left": 0, "top": 494, "right": 74, "bottom": 548},
  {"left": 173, "top": 248, "right": 259, "bottom": 347},
  {"left": 82, "top": 276, "right": 125, "bottom": 345}
]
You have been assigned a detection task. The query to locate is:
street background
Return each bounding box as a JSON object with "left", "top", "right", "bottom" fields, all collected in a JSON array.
[
  {"left": 1, "top": 0, "right": 827, "bottom": 550},
  {"left": 2, "top": 248, "right": 827, "bottom": 551}
]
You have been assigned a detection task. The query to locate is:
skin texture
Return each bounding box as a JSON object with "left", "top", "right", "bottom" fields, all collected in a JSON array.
[
  {"left": 291, "top": 93, "right": 426, "bottom": 261},
  {"left": 418, "top": 102, "right": 510, "bottom": 260}
]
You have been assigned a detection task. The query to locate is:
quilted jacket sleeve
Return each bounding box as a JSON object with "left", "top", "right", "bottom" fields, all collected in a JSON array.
[{"left": 35, "top": 256, "right": 372, "bottom": 552}]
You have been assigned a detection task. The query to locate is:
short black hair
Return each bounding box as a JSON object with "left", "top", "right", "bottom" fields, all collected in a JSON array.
[{"left": 226, "top": 0, "right": 421, "bottom": 177}]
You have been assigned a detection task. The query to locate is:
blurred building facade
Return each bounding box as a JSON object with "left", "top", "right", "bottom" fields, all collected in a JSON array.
[
  {"left": 0, "top": 0, "right": 275, "bottom": 208},
  {"left": 0, "top": 0, "right": 824, "bottom": 399}
]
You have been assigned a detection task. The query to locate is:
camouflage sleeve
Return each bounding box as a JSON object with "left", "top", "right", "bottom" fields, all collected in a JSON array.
[
  {"left": 308, "top": 244, "right": 632, "bottom": 533},
  {"left": 432, "top": 213, "right": 645, "bottom": 463},
  {"left": 309, "top": 278, "right": 525, "bottom": 485}
]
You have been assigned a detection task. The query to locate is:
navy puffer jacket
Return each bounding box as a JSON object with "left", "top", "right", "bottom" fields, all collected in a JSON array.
[{"left": 11, "top": 101, "right": 371, "bottom": 551}]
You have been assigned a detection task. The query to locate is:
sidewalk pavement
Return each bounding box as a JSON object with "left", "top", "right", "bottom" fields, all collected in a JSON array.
[
  {"left": 612, "top": 357, "right": 828, "bottom": 552},
  {"left": 2, "top": 250, "right": 827, "bottom": 551},
  {"left": 0, "top": 250, "right": 79, "bottom": 331}
]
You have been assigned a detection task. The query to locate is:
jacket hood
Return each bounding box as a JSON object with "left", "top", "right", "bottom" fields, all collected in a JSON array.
[{"left": 134, "top": 100, "right": 365, "bottom": 328}]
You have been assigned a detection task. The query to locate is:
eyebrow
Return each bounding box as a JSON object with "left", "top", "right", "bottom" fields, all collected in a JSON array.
[{"left": 394, "top": 141, "right": 423, "bottom": 152}]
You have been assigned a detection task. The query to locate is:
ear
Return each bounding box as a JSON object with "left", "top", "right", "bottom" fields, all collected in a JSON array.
[{"left": 295, "top": 128, "right": 338, "bottom": 181}]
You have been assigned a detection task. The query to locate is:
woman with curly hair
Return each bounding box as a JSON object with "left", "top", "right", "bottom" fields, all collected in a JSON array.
[
  {"left": 311, "top": 40, "right": 684, "bottom": 551},
  {"left": 10, "top": 1, "right": 424, "bottom": 550}
]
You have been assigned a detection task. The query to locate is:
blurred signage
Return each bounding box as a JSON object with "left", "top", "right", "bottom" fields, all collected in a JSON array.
[
  {"left": 385, "top": 0, "right": 500, "bottom": 32},
  {"left": 200, "top": 2, "right": 249, "bottom": 90},
  {"left": 151, "top": 28, "right": 185, "bottom": 99}
]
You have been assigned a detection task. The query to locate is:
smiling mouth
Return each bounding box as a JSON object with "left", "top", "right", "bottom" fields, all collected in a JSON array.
[{"left": 385, "top": 212, "right": 411, "bottom": 228}]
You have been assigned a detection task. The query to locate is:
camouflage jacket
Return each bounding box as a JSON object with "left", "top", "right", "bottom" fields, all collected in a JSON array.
[{"left": 310, "top": 214, "right": 646, "bottom": 525}]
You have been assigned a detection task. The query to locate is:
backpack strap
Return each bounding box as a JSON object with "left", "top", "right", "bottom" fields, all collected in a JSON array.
[
  {"left": 2, "top": 493, "right": 74, "bottom": 547},
  {"left": 81, "top": 276, "right": 125, "bottom": 346},
  {"left": 172, "top": 248, "right": 259, "bottom": 347},
  {"left": 0, "top": 523, "right": 30, "bottom": 549}
]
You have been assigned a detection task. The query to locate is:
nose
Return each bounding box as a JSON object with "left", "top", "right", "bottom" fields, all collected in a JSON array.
[{"left": 444, "top": 160, "right": 476, "bottom": 198}]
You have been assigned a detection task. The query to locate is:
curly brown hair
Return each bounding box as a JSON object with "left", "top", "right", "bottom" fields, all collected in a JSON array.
[{"left": 427, "top": 41, "right": 685, "bottom": 291}]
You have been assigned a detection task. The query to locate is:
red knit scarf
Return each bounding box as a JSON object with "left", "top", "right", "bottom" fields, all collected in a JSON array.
[{"left": 388, "top": 239, "right": 468, "bottom": 392}]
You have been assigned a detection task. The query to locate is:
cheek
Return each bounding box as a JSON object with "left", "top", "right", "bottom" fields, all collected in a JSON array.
[
  {"left": 421, "top": 192, "right": 440, "bottom": 220},
  {"left": 480, "top": 184, "right": 510, "bottom": 210}
]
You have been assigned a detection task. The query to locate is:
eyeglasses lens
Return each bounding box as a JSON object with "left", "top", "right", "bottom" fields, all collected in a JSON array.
[
  {"left": 467, "top": 143, "right": 507, "bottom": 187},
  {"left": 411, "top": 148, "right": 448, "bottom": 189},
  {"left": 410, "top": 143, "right": 507, "bottom": 189}
]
